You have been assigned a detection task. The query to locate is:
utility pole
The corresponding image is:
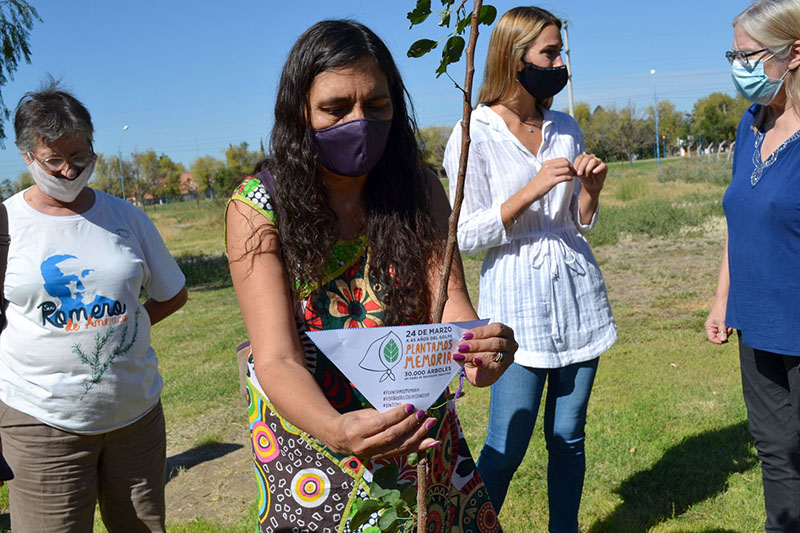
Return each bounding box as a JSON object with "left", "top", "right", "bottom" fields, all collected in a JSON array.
[
  {"left": 118, "top": 125, "right": 129, "bottom": 200},
  {"left": 563, "top": 19, "right": 575, "bottom": 118},
  {"left": 650, "top": 69, "right": 660, "bottom": 168}
]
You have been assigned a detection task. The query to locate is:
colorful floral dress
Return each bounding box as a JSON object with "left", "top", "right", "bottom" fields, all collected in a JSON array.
[{"left": 229, "top": 177, "right": 501, "bottom": 533}]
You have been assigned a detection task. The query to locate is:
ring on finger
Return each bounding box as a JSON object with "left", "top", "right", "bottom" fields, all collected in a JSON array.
[{"left": 494, "top": 351, "right": 506, "bottom": 364}]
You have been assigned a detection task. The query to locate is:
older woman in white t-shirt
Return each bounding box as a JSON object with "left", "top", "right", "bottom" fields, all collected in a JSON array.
[
  {"left": 0, "top": 82, "right": 187, "bottom": 532},
  {"left": 444, "top": 7, "right": 616, "bottom": 532}
]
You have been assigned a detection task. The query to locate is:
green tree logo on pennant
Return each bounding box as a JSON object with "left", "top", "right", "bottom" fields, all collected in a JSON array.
[{"left": 360, "top": 331, "right": 403, "bottom": 383}]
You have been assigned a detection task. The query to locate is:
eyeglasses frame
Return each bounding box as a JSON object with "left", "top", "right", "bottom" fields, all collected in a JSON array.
[
  {"left": 26, "top": 149, "right": 96, "bottom": 173},
  {"left": 725, "top": 48, "right": 769, "bottom": 67}
]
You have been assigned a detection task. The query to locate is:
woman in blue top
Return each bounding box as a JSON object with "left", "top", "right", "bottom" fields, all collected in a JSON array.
[{"left": 706, "top": 1, "right": 800, "bottom": 530}]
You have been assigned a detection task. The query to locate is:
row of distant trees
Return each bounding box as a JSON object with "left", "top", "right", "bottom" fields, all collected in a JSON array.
[
  {"left": 419, "top": 92, "right": 750, "bottom": 171},
  {"left": 0, "top": 141, "right": 264, "bottom": 202},
  {"left": 0, "top": 91, "right": 748, "bottom": 202},
  {"left": 90, "top": 141, "right": 264, "bottom": 202}
]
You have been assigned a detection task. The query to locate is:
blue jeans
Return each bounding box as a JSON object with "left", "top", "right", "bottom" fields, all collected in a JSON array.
[{"left": 477, "top": 358, "right": 599, "bottom": 533}]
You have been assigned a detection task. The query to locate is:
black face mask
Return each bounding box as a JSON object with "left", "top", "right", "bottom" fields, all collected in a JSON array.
[{"left": 516, "top": 62, "right": 568, "bottom": 101}]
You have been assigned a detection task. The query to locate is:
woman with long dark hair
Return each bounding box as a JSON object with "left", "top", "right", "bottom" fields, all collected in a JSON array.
[
  {"left": 444, "top": 7, "right": 617, "bottom": 532},
  {"left": 226, "top": 20, "right": 517, "bottom": 532}
]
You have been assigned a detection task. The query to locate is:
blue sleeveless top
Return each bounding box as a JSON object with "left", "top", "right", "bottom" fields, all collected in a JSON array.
[{"left": 723, "top": 104, "right": 800, "bottom": 355}]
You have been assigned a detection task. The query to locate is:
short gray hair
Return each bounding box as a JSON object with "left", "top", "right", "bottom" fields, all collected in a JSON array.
[{"left": 14, "top": 79, "right": 93, "bottom": 153}]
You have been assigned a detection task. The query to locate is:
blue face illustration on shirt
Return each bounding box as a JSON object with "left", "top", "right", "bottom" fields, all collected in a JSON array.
[{"left": 38, "top": 254, "right": 127, "bottom": 329}]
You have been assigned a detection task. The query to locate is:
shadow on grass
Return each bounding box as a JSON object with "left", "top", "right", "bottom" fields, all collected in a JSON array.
[
  {"left": 166, "top": 442, "right": 243, "bottom": 483},
  {"left": 588, "top": 421, "right": 757, "bottom": 533},
  {"left": 175, "top": 254, "right": 231, "bottom": 290}
]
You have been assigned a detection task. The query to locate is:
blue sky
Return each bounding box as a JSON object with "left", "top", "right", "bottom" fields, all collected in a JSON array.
[{"left": 0, "top": 0, "right": 750, "bottom": 180}]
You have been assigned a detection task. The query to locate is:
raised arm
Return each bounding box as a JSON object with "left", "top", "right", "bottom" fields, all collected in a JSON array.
[{"left": 226, "top": 200, "right": 438, "bottom": 458}]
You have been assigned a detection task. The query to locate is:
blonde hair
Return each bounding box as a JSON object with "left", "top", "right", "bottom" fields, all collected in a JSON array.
[
  {"left": 735, "top": 0, "right": 800, "bottom": 119},
  {"left": 477, "top": 6, "right": 561, "bottom": 108}
]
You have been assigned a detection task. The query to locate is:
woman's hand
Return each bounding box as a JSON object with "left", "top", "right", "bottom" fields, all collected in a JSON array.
[
  {"left": 453, "top": 322, "right": 517, "bottom": 387},
  {"left": 525, "top": 158, "right": 576, "bottom": 201},
  {"left": 325, "top": 403, "right": 440, "bottom": 460},
  {"left": 705, "top": 303, "right": 732, "bottom": 344},
  {"left": 573, "top": 153, "right": 607, "bottom": 195}
]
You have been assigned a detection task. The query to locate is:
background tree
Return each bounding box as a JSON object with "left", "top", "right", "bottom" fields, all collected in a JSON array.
[
  {"left": 157, "top": 153, "right": 186, "bottom": 196},
  {"left": 571, "top": 101, "right": 591, "bottom": 133},
  {"left": 91, "top": 153, "right": 129, "bottom": 198},
  {"left": 190, "top": 155, "right": 224, "bottom": 198},
  {"left": 582, "top": 105, "right": 616, "bottom": 161},
  {"left": 647, "top": 100, "right": 686, "bottom": 156},
  {"left": 12, "top": 169, "right": 31, "bottom": 191},
  {"left": 417, "top": 125, "right": 451, "bottom": 177},
  {"left": 691, "top": 92, "right": 750, "bottom": 145},
  {"left": 215, "top": 141, "right": 260, "bottom": 197},
  {"left": 0, "top": 177, "right": 13, "bottom": 200},
  {"left": 131, "top": 150, "right": 159, "bottom": 201},
  {"left": 600, "top": 103, "right": 653, "bottom": 168},
  {"left": 0, "top": 0, "right": 40, "bottom": 143}
]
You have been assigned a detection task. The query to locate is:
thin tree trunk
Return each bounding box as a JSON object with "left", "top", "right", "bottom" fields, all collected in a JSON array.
[{"left": 417, "top": 2, "right": 482, "bottom": 531}]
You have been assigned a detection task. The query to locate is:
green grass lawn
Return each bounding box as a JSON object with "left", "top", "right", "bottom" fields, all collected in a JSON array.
[{"left": 1, "top": 158, "right": 763, "bottom": 532}]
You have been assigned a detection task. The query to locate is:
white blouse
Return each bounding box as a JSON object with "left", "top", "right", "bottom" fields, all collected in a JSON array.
[{"left": 444, "top": 105, "right": 617, "bottom": 368}]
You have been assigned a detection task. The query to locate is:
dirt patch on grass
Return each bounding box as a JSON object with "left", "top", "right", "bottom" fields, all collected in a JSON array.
[
  {"left": 595, "top": 220, "right": 725, "bottom": 328},
  {"left": 165, "top": 407, "right": 254, "bottom": 526}
]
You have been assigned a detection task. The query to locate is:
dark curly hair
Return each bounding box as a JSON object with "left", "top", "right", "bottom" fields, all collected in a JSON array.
[{"left": 269, "top": 20, "right": 439, "bottom": 325}]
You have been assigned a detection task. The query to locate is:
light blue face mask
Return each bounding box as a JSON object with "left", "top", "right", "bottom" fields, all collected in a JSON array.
[{"left": 731, "top": 54, "right": 789, "bottom": 106}]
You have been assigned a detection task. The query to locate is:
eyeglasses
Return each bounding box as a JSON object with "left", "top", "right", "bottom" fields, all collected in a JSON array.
[
  {"left": 27, "top": 150, "right": 95, "bottom": 172},
  {"left": 725, "top": 48, "right": 769, "bottom": 67}
]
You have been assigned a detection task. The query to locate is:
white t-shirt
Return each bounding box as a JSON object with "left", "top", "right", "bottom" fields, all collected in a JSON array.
[{"left": 0, "top": 189, "right": 185, "bottom": 434}]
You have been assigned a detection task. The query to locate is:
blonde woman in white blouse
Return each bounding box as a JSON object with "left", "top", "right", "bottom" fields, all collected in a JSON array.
[{"left": 444, "top": 7, "right": 617, "bottom": 532}]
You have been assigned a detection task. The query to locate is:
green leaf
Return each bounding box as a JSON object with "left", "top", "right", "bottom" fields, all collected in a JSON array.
[
  {"left": 438, "top": 11, "right": 451, "bottom": 27},
  {"left": 479, "top": 5, "right": 497, "bottom": 25},
  {"left": 455, "top": 13, "right": 472, "bottom": 34},
  {"left": 372, "top": 463, "right": 400, "bottom": 491},
  {"left": 370, "top": 484, "right": 389, "bottom": 499},
  {"left": 407, "top": 452, "right": 418, "bottom": 466},
  {"left": 401, "top": 485, "right": 418, "bottom": 507},
  {"left": 384, "top": 489, "right": 403, "bottom": 508},
  {"left": 440, "top": 0, "right": 455, "bottom": 6},
  {"left": 350, "top": 499, "right": 384, "bottom": 530},
  {"left": 379, "top": 508, "right": 399, "bottom": 530},
  {"left": 407, "top": 38, "right": 437, "bottom": 59},
  {"left": 445, "top": 35, "right": 465, "bottom": 63},
  {"left": 435, "top": 35, "right": 465, "bottom": 77},
  {"left": 383, "top": 339, "right": 399, "bottom": 363},
  {"left": 363, "top": 527, "right": 382, "bottom": 533},
  {"left": 406, "top": 0, "right": 431, "bottom": 27}
]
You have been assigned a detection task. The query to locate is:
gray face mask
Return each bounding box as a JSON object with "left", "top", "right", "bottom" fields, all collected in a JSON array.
[{"left": 27, "top": 157, "right": 95, "bottom": 203}]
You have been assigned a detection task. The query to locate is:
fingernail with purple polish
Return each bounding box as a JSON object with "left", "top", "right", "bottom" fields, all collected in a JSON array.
[
  {"left": 461, "top": 332, "right": 474, "bottom": 341},
  {"left": 416, "top": 410, "right": 425, "bottom": 420},
  {"left": 452, "top": 353, "right": 466, "bottom": 362},
  {"left": 474, "top": 357, "right": 484, "bottom": 365},
  {"left": 405, "top": 404, "right": 415, "bottom": 414},
  {"left": 457, "top": 344, "right": 470, "bottom": 353},
  {"left": 427, "top": 440, "right": 442, "bottom": 449},
  {"left": 425, "top": 419, "right": 436, "bottom": 430}
]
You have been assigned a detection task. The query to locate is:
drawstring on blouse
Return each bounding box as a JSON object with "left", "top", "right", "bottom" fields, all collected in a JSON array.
[{"left": 525, "top": 228, "right": 585, "bottom": 342}]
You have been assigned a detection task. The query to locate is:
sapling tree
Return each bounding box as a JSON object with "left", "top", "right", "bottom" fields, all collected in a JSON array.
[{"left": 357, "top": 2, "right": 496, "bottom": 531}]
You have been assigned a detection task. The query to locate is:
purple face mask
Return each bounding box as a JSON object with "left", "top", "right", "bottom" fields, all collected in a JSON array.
[{"left": 312, "top": 118, "right": 392, "bottom": 177}]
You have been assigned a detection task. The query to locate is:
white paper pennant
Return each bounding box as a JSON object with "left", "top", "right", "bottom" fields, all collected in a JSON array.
[{"left": 306, "top": 319, "right": 488, "bottom": 413}]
